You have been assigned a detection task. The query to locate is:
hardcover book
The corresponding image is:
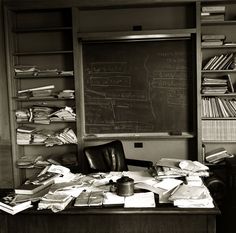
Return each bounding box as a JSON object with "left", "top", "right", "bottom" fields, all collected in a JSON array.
[{"left": 0, "top": 193, "right": 32, "bottom": 215}]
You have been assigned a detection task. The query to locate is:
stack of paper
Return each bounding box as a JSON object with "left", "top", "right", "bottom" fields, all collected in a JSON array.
[
  {"left": 153, "top": 158, "right": 209, "bottom": 178},
  {"left": 169, "top": 184, "right": 214, "bottom": 208},
  {"left": 124, "top": 192, "right": 156, "bottom": 208}
]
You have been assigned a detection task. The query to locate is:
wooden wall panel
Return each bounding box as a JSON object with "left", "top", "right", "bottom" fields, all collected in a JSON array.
[{"left": 0, "top": 0, "right": 13, "bottom": 188}]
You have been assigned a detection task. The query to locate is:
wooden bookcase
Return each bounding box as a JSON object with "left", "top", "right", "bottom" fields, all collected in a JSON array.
[
  {"left": 200, "top": 1, "right": 236, "bottom": 161},
  {"left": 4, "top": 7, "right": 80, "bottom": 186}
]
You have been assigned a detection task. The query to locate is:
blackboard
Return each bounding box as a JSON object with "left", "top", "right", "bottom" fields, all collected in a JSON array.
[{"left": 82, "top": 39, "right": 193, "bottom": 135}]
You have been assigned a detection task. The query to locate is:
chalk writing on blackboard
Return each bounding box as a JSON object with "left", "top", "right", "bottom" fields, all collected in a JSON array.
[{"left": 82, "top": 39, "right": 193, "bottom": 134}]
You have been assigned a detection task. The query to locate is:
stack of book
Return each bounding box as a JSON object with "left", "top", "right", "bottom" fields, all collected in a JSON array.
[
  {"left": 14, "top": 65, "right": 38, "bottom": 77},
  {"left": 201, "top": 75, "right": 233, "bottom": 94},
  {"left": 33, "top": 106, "right": 54, "bottom": 124},
  {"left": 0, "top": 192, "right": 32, "bottom": 215},
  {"left": 16, "top": 126, "right": 36, "bottom": 144},
  {"left": 201, "top": 5, "right": 225, "bottom": 22},
  {"left": 202, "top": 34, "right": 225, "bottom": 47},
  {"left": 205, "top": 147, "right": 233, "bottom": 164},
  {"left": 15, "top": 172, "right": 59, "bottom": 195},
  {"left": 203, "top": 53, "right": 234, "bottom": 70}
]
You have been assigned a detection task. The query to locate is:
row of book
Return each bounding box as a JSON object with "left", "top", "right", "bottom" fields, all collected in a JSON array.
[
  {"left": 203, "top": 53, "right": 235, "bottom": 70},
  {"left": 202, "top": 120, "right": 236, "bottom": 141},
  {"left": 201, "top": 5, "right": 225, "bottom": 22},
  {"left": 16, "top": 106, "right": 76, "bottom": 124},
  {"left": 201, "top": 75, "right": 233, "bottom": 94},
  {"left": 16, "top": 126, "right": 77, "bottom": 146},
  {"left": 205, "top": 147, "right": 233, "bottom": 164},
  {"left": 15, "top": 65, "right": 73, "bottom": 77},
  {"left": 202, "top": 97, "right": 236, "bottom": 118}
]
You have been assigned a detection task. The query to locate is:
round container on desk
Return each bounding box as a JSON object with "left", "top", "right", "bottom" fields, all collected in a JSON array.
[{"left": 116, "top": 176, "right": 134, "bottom": 196}]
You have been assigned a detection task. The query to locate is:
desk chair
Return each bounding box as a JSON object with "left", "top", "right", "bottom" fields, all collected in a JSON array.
[{"left": 83, "top": 140, "right": 153, "bottom": 173}]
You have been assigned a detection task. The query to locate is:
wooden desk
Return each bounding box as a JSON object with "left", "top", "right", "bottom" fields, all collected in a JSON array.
[{"left": 0, "top": 204, "right": 220, "bottom": 233}]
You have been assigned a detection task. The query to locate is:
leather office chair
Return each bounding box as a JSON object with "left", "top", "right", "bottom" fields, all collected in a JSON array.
[{"left": 83, "top": 140, "right": 153, "bottom": 173}]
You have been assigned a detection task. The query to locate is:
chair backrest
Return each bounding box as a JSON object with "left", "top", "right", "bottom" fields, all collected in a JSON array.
[{"left": 83, "top": 140, "right": 128, "bottom": 173}]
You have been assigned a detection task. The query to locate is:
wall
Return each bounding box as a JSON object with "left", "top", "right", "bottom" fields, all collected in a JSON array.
[
  {"left": 1, "top": 1, "right": 196, "bottom": 186},
  {"left": 0, "top": 0, "right": 13, "bottom": 188}
]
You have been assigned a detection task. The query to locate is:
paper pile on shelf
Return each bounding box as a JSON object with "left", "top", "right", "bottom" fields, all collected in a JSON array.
[
  {"left": 33, "top": 106, "right": 54, "bottom": 124},
  {"left": 15, "top": 109, "right": 30, "bottom": 122},
  {"left": 16, "top": 126, "right": 36, "bottom": 144},
  {"left": 57, "top": 90, "right": 75, "bottom": 99},
  {"left": 44, "top": 127, "right": 77, "bottom": 147},
  {"left": 49, "top": 106, "right": 76, "bottom": 121}
]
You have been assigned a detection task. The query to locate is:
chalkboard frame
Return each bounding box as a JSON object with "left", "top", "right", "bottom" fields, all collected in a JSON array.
[{"left": 79, "top": 34, "right": 196, "bottom": 139}]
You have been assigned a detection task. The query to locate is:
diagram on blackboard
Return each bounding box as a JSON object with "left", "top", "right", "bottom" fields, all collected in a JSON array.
[{"left": 82, "top": 40, "right": 193, "bottom": 134}]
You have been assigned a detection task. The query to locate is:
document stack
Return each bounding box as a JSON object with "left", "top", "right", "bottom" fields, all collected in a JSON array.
[
  {"left": 15, "top": 109, "right": 30, "bottom": 122},
  {"left": 201, "top": 5, "right": 225, "bottom": 22},
  {"left": 57, "top": 90, "right": 75, "bottom": 99},
  {"left": 169, "top": 184, "right": 214, "bottom": 208},
  {"left": 38, "top": 192, "right": 74, "bottom": 212},
  {"left": 152, "top": 158, "right": 209, "bottom": 178},
  {"left": 33, "top": 106, "right": 54, "bottom": 124},
  {"left": 49, "top": 106, "right": 76, "bottom": 121},
  {"left": 44, "top": 127, "right": 77, "bottom": 147},
  {"left": 16, "top": 126, "right": 36, "bottom": 144}
]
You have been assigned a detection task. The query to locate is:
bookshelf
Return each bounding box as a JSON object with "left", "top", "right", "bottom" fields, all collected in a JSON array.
[
  {"left": 4, "top": 8, "right": 79, "bottom": 186},
  {"left": 200, "top": 1, "right": 236, "bottom": 163}
]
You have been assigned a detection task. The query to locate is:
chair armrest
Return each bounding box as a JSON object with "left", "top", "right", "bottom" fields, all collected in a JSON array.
[{"left": 126, "top": 158, "right": 153, "bottom": 168}]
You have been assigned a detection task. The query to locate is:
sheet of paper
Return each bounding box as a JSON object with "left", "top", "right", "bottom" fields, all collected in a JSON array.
[
  {"left": 103, "top": 192, "right": 125, "bottom": 206},
  {"left": 155, "top": 178, "right": 183, "bottom": 192},
  {"left": 124, "top": 192, "right": 156, "bottom": 208}
]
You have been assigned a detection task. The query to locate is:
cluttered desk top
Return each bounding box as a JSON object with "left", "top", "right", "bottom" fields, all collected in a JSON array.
[{"left": 0, "top": 158, "right": 221, "bottom": 215}]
